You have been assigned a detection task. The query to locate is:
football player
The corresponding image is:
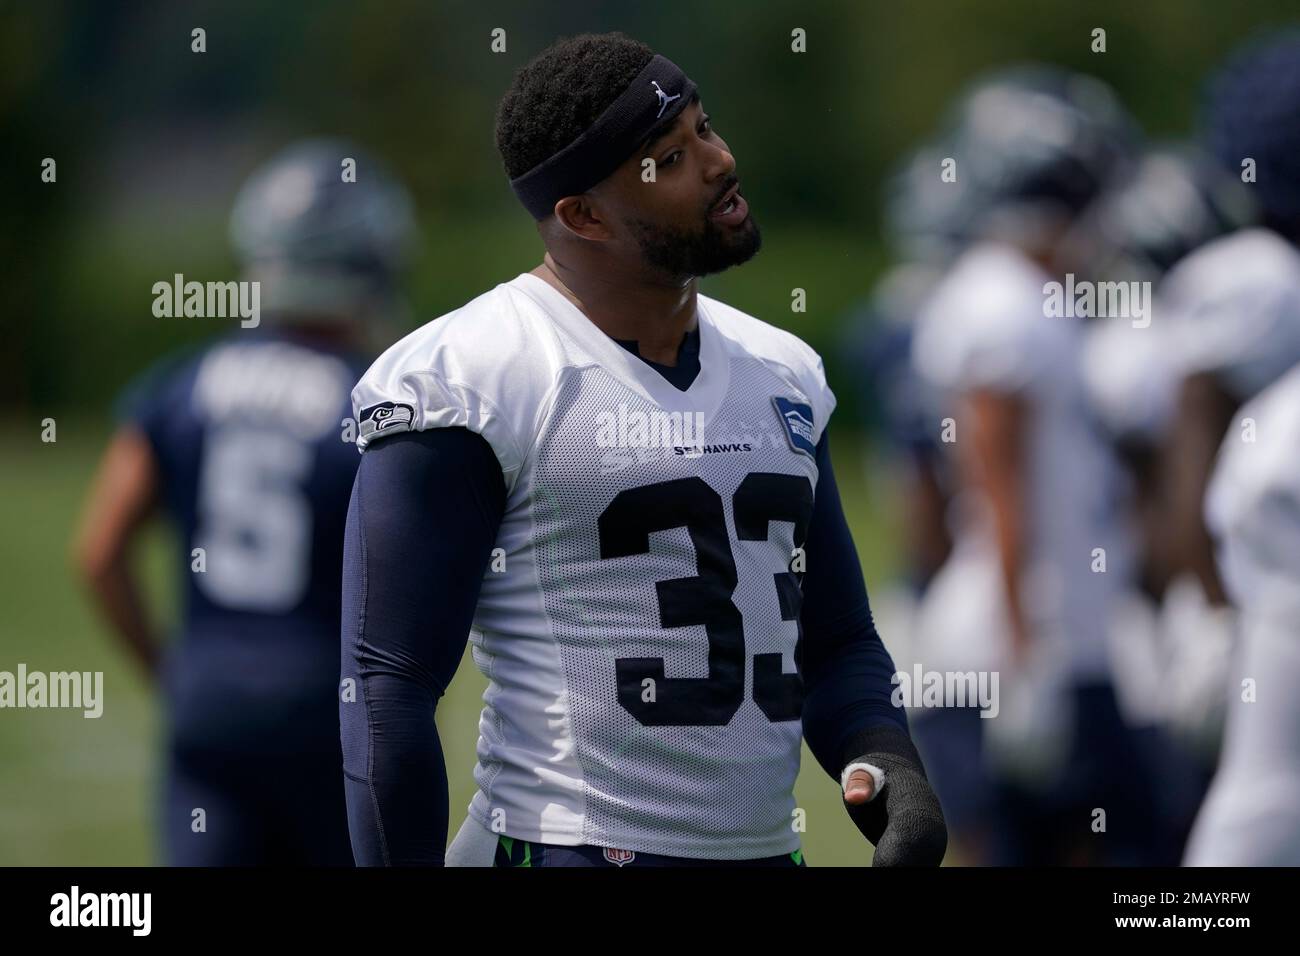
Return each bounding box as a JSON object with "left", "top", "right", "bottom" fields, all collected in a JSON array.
[
  {"left": 73, "top": 139, "right": 414, "bottom": 865},
  {"left": 1154, "top": 31, "right": 1300, "bottom": 642},
  {"left": 1185, "top": 364, "right": 1300, "bottom": 865},
  {"left": 1176, "top": 31, "right": 1300, "bottom": 866},
  {"left": 339, "top": 32, "right": 946, "bottom": 867},
  {"left": 908, "top": 66, "right": 1170, "bottom": 865},
  {"left": 1068, "top": 143, "right": 1257, "bottom": 855}
]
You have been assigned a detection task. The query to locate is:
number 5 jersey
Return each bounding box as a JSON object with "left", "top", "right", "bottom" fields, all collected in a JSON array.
[{"left": 117, "top": 332, "right": 370, "bottom": 755}]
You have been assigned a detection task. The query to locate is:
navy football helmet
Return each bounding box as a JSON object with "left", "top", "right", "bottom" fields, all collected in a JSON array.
[
  {"left": 1066, "top": 144, "right": 1258, "bottom": 283},
  {"left": 229, "top": 138, "right": 416, "bottom": 319},
  {"left": 1202, "top": 31, "right": 1300, "bottom": 241},
  {"left": 922, "top": 65, "right": 1138, "bottom": 247}
]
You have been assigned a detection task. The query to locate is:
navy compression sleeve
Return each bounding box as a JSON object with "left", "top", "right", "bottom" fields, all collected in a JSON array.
[
  {"left": 799, "top": 430, "right": 909, "bottom": 780},
  {"left": 340, "top": 427, "right": 506, "bottom": 866}
]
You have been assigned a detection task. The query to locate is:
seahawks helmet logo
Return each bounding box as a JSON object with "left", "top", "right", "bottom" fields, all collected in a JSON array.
[{"left": 359, "top": 401, "right": 415, "bottom": 439}]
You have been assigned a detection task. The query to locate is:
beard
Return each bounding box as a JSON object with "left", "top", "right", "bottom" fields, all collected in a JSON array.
[{"left": 628, "top": 208, "right": 763, "bottom": 279}]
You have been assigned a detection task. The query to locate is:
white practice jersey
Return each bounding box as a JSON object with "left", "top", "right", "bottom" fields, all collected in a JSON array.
[
  {"left": 1186, "top": 363, "right": 1300, "bottom": 865},
  {"left": 1157, "top": 228, "right": 1300, "bottom": 401},
  {"left": 911, "top": 242, "right": 1129, "bottom": 681},
  {"left": 352, "top": 272, "right": 834, "bottom": 858},
  {"left": 1081, "top": 314, "right": 1179, "bottom": 443}
]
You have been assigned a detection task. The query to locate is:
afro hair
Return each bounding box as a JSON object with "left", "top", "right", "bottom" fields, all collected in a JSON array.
[{"left": 495, "top": 32, "right": 655, "bottom": 180}]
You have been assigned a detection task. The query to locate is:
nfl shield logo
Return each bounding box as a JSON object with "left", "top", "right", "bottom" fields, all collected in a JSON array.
[{"left": 603, "top": 847, "right": 636, "bottom": 867}]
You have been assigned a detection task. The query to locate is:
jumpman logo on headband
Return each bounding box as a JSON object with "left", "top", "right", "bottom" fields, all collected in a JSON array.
[{"left": 651, "top": 80, "right": 680, "bottom": 118}]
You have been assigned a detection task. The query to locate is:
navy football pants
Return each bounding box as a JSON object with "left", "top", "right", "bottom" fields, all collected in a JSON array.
[{"left": 162, "top": 745, "right": 353, "bottom": 866}]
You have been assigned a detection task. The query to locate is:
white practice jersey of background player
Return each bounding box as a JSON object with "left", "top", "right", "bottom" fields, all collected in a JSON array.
[
  {"left": 1155, "top": 228, "right": 1300, "bottom": 750},
  {"left": 1161, "top": 229, "right": 1300, "bottom": 401},
  {"left": 1078, "top": 308, "right": 1180, "bottom": 729},
  {"left": 1185, "top": 362, "right": 1300, "bottom": 865},
  {"left": 352, "top": 272, "right": 835, "bottom": 859},
  {"left": 915, "top": 243, "right": 1128, "bottom": 681},
  {"left": 910, "top": 242, "right": 1131, "bottom": 762}
]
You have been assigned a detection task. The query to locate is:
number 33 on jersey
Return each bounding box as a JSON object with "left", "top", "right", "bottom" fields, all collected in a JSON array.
[{"left": 351, "top": 272, "right": 837, "bottom": 859}]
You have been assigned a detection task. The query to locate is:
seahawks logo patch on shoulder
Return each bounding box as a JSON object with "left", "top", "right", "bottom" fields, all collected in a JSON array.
[
  {"left": 359, "top": 401, "right": 415, "bottom": 440},
  {"left": 772, "top": 396, "right": 816, "bottom": 457}
]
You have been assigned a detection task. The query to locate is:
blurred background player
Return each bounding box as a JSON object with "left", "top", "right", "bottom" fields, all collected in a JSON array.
[
  {"left": 903, "top": 65, "right": 1172, "bottom": 864},
  {"left": 1092, "top": 32, "right": 1300, "bottom": 816},
  {"left": 1186, "top": 363, "right": 1300, "bottom": 865},
  {"left": 1156, "top": 33, "right": 1300, "bottom": 629},
  {"left": 839, "top": 260, "right": 951, "bottom": 597},
  {"left": 71, "top": 139, "right": 415, "bottom": 865},
  {"left": 1066, "top": 142, "right": 1257, "bottom": 849},
  {"left": 1171, "top": 31, "right": 1300, "bottom": 866}
]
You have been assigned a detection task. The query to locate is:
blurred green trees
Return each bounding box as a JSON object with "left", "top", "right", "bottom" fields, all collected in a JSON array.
[{"left": 2, "top": 0, "right": 1295, "bottom": 417}]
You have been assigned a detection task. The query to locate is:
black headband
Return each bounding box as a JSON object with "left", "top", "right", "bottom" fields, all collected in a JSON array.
[{"left": 509, "top": 54, "right": 698, "bottom": 220}]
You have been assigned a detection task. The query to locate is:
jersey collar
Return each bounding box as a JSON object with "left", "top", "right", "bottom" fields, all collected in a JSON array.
[{"left": 512, "top": 271, "right": 731, "bottom": 419}]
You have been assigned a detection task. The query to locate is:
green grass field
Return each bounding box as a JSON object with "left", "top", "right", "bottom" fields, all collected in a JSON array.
[{"left": 0, "top": 416, "right": 900, "bottom": 866}]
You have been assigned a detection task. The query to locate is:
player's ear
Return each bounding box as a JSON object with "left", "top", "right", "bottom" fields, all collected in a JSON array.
[{"left": 552, "top": 195, "right": 612, "bottom": 242}]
